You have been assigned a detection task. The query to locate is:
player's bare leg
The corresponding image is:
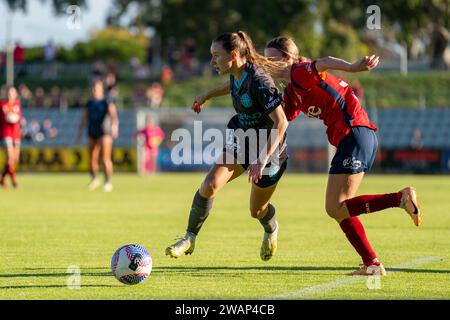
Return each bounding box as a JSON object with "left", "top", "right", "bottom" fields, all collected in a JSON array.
[
  {"left": 10, "top": 144, "right": 20, "bottom": 188},
  {"left": 250, "top": 183, "right": 279, "bottom": 261},
  {"left": 88, "top": 138, "right": 101, "bottom": 190},
  {"left": 326, "top": 173, "right": 386, "bottom": 276},
  {"left": 166, "top": 153, "right": 244, "bottom": 258},
  {"left": 101, "top": 135, "right": 114, "bottom": 192},
  {"left": 0, "top": 143, "right": 13, "bottom": 189}
]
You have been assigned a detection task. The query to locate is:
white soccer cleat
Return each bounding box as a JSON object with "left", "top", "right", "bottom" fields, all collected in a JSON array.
[
  {"left": 165, "top": 236, "right": 195, "bottom": 258},
  {"left": 400, "top": 187, "right": 421, "bottom": 227},
  {"left": 87, "top": 177, "right": 100, "bottom": 191},
  {"left": 260, "top": 221, "right": 278, "bottom": 261},
  {"left": 103, "top": 182, "right": 113, "bottom": 192}
]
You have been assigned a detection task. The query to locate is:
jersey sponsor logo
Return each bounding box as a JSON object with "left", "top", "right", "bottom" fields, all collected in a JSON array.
[
  {"left": 339, "top": 80, "right": 348, "bottom": 88},
  {"left": 306, "top": 105, "right": 322, "bottom": 119},
  {"left": 343, "top": 157, "right": 362, "bottom": 170},
  {"left": 238, "top": 112, "right": 262, "bottom": 126},
  {"left": 240, "top": 93, "right": 253, "bottom": 108},
  {"left": 265, "top": 95, "right": 281, "bottom": 110}
]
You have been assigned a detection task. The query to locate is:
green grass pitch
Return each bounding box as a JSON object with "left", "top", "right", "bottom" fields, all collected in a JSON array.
[{"left": 0, "top": 173, "right": 448, "bottom": 299}]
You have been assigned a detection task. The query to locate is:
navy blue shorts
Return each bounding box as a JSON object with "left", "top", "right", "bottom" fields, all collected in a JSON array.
[{"left": 329, "top": 126, "right": 378, "bottom": 174}]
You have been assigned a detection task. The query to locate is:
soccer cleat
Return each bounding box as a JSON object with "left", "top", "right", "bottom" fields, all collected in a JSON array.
[
  {"left": 349, "top": 263, "right": 387, "bottom": 276},
  {"left": 0, "top": 179, "right": 8, "bottom": 189},
  {"left": 87, "top": 177, "right": 100, "bottom": 191},
  {"left": 260, "top": 221, "right": 278, "bottom": 261},
  {"left": 103, "top": 182, "right": 113, "bottom": 192},
  {"left": 165, "top": 236, "right": 195, "bottom": 258},
  {"left": 11, "top": 177, "right": 18, "bottom": 189},
  {"left": 400, "top": 187, "right": 421, "bottom": 226}
]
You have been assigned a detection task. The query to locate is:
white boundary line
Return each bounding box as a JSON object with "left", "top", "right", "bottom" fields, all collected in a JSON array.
[{"left": 261, "top": 256, "right": 442, "bottom": 300}]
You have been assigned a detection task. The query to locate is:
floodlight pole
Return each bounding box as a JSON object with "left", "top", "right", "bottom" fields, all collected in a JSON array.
[{"left": 6, "top": 7, "right": 14, "bottom": 86}]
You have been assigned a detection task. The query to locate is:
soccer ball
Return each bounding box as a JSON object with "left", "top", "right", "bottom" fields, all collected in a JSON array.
[{"left": 111, "top": 244, "right": 152, "bottom": 285}]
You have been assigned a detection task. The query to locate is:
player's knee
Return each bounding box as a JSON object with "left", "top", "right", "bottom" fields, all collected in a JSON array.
[
  {"left": 201, "top": 177, "right": 222, "bottom": 197},
  {"left": 250, "top": 206, "right": 266, "bottom": 219},
  {"left": 325, "top": 202, "right": 346, "bottom": 221}
]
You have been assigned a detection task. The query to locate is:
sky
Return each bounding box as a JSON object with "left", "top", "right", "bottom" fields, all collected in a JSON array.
[{"left": 0, "top": 0, "right": 111, "bottom": 48}]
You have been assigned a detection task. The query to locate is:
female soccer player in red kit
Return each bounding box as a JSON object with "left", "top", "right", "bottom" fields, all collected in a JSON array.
[
  {"left": 0, "top": 86, "right": 22, "bottom": 188},
  {"left": 264, "top": 36, "right": 421, "bottom": 275}
]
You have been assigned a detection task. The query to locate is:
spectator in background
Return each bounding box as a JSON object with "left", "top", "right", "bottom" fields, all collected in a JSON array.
[
  {"left": 70, "top": 87, "right": 84, "bottom": 109},
  {"left": 410, "top": 128, "right": 423, "bottom": 150},
  {"left": 41, "top": 118, "right": 58, "bottom": 139},
  {"left": 0, "top": 51, "right": 6, "bottom": 73},
  {"left": 34, "top": 87, "right": 47, "bottom": 108},
  {"left": 91, "top": 60, "right": 106, "bottom": 83},
  {"left": 43, "top": 40, "right": 58, "bottom": 79},
  {"left": 134, "top": 115, "right": 165, "bottom": 174},
  {"left": 146, "top": 82, "right": 164, "bottom": 108},
  {"left": 13, "top": 42, "right": 26, "bottom": 78},
  {"left": 18, "top": 84, "right": 32, "bottom": 109},
  {"left": 50, "top": 86, "right": 61, "bottom": 109},
  {"left": 104, "top": 71, "right": 119, "bottom": 103},
  {"left": 20, "top": 117, "right": 32, "bottom": 141},
  {"left": 27, "top": 118, "right": 42, "bottom": 141},
  {"left": 167, "top": 37, "right": 181, "bottom": 71},
  {"left": 160, "top": 65, "right": 173, "bottom": 85}
]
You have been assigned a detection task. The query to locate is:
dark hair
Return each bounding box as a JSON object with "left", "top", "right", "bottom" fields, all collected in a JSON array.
[{"left": 213, "top": 31, "right": 286, "bottom": 74}]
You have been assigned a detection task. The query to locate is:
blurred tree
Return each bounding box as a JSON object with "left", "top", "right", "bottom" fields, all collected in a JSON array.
[
  {"left": 322, "top": 0, "right": 450, "bottom": 69},
  {"left": 71, "top": 27, "right": 149, "bottom": 62},
  {"left": 106, "top": 0, "right": 315, "bottom": 59}
]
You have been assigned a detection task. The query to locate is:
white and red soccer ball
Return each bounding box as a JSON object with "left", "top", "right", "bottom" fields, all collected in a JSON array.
[{"left": 111, "top": 244, "right": 152, "bottom": 285}]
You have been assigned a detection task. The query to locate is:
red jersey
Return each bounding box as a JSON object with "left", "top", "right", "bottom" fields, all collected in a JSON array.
[
  {"left": 283, "top": 61, "right": 377, "bottom": 147},
  {"left": 0, "top": 99, "right": 22, "bottom": 140}
]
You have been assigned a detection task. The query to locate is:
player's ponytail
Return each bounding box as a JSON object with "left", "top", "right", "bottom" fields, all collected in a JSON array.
[
  {"left": 266, "top": 36, "right": 308, "bottom": 63},
  {"left": 213, "top": 31, "right": 286, "bottom": 75}
]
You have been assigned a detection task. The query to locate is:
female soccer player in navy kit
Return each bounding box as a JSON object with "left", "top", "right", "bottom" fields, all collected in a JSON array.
[
  {"left": 166, "top": 31, "right": 288, "bottom": 261},
  {"left": 76, "top": 80, "right": 119, "bottom": 192},
  {"left": 263, "top": 36, "right": 421, "bottom": 275}
]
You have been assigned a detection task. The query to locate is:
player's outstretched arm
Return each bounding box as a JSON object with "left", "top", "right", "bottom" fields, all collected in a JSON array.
[
  {"left": 192, "top": 81, "right": 230, "bottom": 113},
  {"left": 75, "top": 108, "right": 87, "bottom": 145},
  {"left": 315, "top": 55, "right": 379, "bottom": 73}
]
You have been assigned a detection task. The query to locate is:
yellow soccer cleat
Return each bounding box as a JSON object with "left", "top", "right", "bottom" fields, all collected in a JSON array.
[
  {"left": 349, "top": 263, "right": 386, "bottom": 276},
  {"left": 260, "top": 222, "right": 278, "bottom": 261},
  {"left": 400, "top": 187, "right": 421, "bottom": 227},
  {"left": 165, "top": 236, "right": 195, "bottom": 258}
]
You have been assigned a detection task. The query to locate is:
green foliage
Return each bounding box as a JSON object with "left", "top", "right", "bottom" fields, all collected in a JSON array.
[
  {"left": 24, "top": 46, "right": 44, "bottom": 62},
  {"left": 71, "top": 27, "right": 149, "bottom": 63}
]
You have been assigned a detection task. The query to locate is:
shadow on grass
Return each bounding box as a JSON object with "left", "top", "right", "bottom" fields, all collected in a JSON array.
[
  {"left": 152, "top": 266, "right": 450, "bottom": 274},
  {"left": 0, "top": 271, "right": 111, "bottom": 278},
  {"left": 0, "top": 284, "right": 117, "bottom": 289}
]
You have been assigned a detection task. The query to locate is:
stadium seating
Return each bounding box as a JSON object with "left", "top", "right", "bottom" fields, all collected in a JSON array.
[{"left": 21, "top": 107, "right": 450, "bottom": 149}]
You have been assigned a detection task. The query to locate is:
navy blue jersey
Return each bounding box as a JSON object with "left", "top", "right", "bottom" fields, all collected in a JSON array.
[
  {"left": 229, "top": 63, "right": 283, "bottom": 130},
  {"left": 224, "top": 63, "right": 287, "bottom": 176},
  {"left": 86, "top": 98, "right": 112, "bottom": 139}
]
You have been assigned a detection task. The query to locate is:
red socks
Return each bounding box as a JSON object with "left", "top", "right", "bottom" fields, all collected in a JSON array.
[
  {"left": 1, "top": 164, "right": 18, "bottom": 187},
  {"left": 1, "top": 164, "right": 9, "bottom": 181},
  {"left": 339, "top": 217, "right": 378, "bottom": 266},
  {"left": 345, "top": 192, "right": 402, "bottom": 217}
]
